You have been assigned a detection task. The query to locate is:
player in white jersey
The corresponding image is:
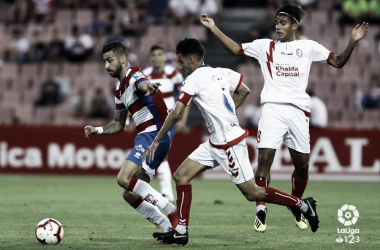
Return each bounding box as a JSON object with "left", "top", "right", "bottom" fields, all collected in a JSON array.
[
  {"left": 201, "top": 3, "right": 369, "bottom": 232},
  {"left": 143, "top": 45, "right": 189, "bottom": 202},
  {"left": 143, "top": 38, "right": 321, "bottom": 246},
  {"left": 84, "top": 41, "right": 179, "bottom": 239}
]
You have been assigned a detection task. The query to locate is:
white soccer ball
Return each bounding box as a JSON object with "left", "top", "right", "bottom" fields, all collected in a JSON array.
[{"left": 35, "top": 218, "right": 64, "bottom": 245}]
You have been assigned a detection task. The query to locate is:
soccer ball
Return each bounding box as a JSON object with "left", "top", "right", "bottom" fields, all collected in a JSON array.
[{"left": 35, "top": 218, "right": 64, "bottom": 244}]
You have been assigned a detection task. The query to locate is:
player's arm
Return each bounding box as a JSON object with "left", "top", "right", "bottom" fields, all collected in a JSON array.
[
  {"left": 176, "top": 103, "right": 191, "bottom": 133},
  {"left": 138, "top": 80, "right": 161, "bottom": 96},
  {"left": 200, "top": 14, "right": 242, "bottom": 56},
  {"left": 84, "top": 109, "right": 128, "bottom": 137},
  {"left": 233, "top": 82, "right": 250, "bottom": 110},
  {"left": 328, "top": 22, "right": 369, "bottom": 69},
  {"left": 143, "top": 100, "right": 188, "bottom": 163}
]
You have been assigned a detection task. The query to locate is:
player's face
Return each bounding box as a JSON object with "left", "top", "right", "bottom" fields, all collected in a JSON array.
[
  {"left": 103, "top": 51, "right": 123, "bottom": 78},
  {"left": 150, "top": 49, "right": 166, "bottom": 69},
  {"left": 275, "top": 15, "right": 296, "bottom": 42},
  {"left": 176, "top": 53, "right": 193, "bottom": 76}
]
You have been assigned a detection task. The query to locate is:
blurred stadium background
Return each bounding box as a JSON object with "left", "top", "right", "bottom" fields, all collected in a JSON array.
[{"left": 0, "top": 0, "right": 379, "bottom": 248}]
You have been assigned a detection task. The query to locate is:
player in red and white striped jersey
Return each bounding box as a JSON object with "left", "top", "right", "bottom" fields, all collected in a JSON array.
[
  {"left": 143, "top": 45, "right": 189, "bottom": 202},
  {"left": 84, "top": 41, "right": 179, "bottom": 236}
]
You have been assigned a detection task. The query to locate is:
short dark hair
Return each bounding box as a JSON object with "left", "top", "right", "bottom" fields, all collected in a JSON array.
[
  {"left": 150, "top": 44, "right": 165, "bottom": 53},
  {"left": 176, "top": 38, "right": 205, "bottom": 60},
  {"left": 276, "top": 3, "right": 306, "bottom": 25},
  {"left": 102, "top": 41, "right": 128, "bottom": 57}
]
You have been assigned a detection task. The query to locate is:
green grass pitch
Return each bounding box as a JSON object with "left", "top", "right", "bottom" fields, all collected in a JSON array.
[{"left": 0, "top": 175, "right": 379, "bottom": 249}]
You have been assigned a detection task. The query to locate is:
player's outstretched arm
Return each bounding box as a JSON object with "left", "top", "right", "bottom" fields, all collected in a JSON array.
[
  {"left": 142, "top": 101, "right": 187, "bottom": 163},
  {"left": 84, "top": 109, "right": 128, "bottom": 137},
  {"left": 329, "top": 22, "right": 369, "bottom": 69},
  {"left": 200, "top": 14, "right": 242, "bottom": 56},
  {"left": 233, "top": 82, "right": 250, "bottom": 110},
  {"left": 139, "top": 81, "right": 161, "bottom": 96}
]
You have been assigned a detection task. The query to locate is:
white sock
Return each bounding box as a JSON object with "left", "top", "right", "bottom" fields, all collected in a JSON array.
[
  {"left": 300, "top": 201, "right": 308, "bottom": 213},
  {"left": 132, "top": 179, "right": 176, "bottom": 214},
  {"left": 256, "top": 205, "right": 266, "bottom": 214},
  {"left": 135, "top": 200, "right": 171, "bottom": 232},
  {"left": 157, "top": 160, "right": 175, "bottom": 202},
  {"left": 176, "top": 224, "right": 187, "bottom": 234}
]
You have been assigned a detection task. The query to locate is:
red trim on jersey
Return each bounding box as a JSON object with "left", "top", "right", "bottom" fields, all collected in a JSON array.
[
  {"left": 303, "top": 110, "right": 311, "bottom": 118},
  {"left": 167, "top": 69, "right": 179, "bottom": 79},
  {"left": 162, "top": 92, "right": 174, "bottom": 99},
  {"left": 327, "top": 52, "right": 334, "bottom": 65},
  {"left": 119, "top": 66, "right": 146, "bottom": 95},
  {"left": 209, "top": 129, "right": 249, "bottom": 150},
  {"left": 239, "top": 44, "right": 245, "bottom": 55},
  {"left": 115, "top": 103, "right": 126, "bottom": 110},
  {"left": 234, "top": 75, "right": 243, "bottom": 93},
  {"left": 136, "top": 119, "right": 156, "bottom": 132},
  {"left": 128, "top": 99, "right": 145, "bottom": 115},
  {"left": 177, "top": 91, "right": 192, "bottom": 106}
]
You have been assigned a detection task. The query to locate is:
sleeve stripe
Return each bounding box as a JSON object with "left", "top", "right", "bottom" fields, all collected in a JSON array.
[
  {"left": 239, "top": 44, "right": 245, "bottom": 55},
  {"left": 234, "top": 75, "right": 243, "bottom": 93},
  {"left": 135, "top": 78, "right": 148, "bottom": 90},
  {"left": 177, "top": 91, "right": 192, "bottom": 106},
  {"left": 327, "top": 51, "right": 334, "bottom": 65}
]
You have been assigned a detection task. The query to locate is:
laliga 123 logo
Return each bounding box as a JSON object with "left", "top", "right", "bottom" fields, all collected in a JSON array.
[{"left": 338, "top": 204, "right": 359, "bottom": 226}]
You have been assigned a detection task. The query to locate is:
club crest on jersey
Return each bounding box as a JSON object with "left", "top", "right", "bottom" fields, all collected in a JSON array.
[
  {"left": 296, "top": 48, "right": 303, "bottom": 57},
  {"left": 132, "top": 71, "right": 144, "bottom": 80}
]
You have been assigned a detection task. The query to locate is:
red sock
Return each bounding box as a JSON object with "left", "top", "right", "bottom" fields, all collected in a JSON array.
[
  {"left": 264, "top": 187, "right": 303, "bottom": 208},
  {"left": 176, "top": 185, "right": 192, "bottom": 226},
  {"left": 291, "top": 176, "right": 308, "bottom": 198},
  {"left": 255, "top": 177, "right": 269, "bottom": 207}
]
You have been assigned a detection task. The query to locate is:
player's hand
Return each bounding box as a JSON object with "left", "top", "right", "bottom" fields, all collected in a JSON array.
[
  {"left": 200, "top": 14, "right": 215, "bottom": 29},
  {"left": 142, "top": 140, "right": 160, "bottom": 163},
  {"left": 351, "top": 22, "right": 369, "bottom": 43},
  {"left": 84, "top": 125, "right": 98, "bottom": 138},
  {"left": 145, "top": 82, "right": 161, "bottom": 96}
]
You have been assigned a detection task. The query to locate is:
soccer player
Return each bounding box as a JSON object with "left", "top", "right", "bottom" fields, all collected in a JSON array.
[
  {"left": 84, "top": 41, "right": 178, "bottom": 234},
  {"left": 143, "top": 44, "right": 189, "bottom": 202},
  {"left": 143, "top": 38, "right": 320, "bottom": 246},
  {"left": 200, "top": 3, "right": 369, "bottom": 232}
]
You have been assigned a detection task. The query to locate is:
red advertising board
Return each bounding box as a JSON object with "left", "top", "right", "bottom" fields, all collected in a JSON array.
[{"left": 0, "top": 126, "right": 379, "bottom": 181}]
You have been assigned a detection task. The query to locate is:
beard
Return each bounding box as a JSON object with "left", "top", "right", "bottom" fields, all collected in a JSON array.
[{"left": 109, "top": 62, "right": 123, "bottom": 78}]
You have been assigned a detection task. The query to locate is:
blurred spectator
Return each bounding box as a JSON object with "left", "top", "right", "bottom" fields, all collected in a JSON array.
[
  {"left": 90, "top": 9, "right": 105, "bottom": 36},
  {"left": 168, "top": 0, "right": 218, "bottom": 25},
  {"left": 295, "top": 0, "right": 318, "bottom": 9},
  {"left": 297, "top": 26, "right": 308, "bottom": 40},
  {"left": 307, "top": 89, "right": 328, "bottom": 128},
  {"left": 104, "top": 13, "right": 116, "bottom": 36},
  {"left": 7, "top": 0, "right": 29, "bottom": 24},
  {"left": 244, "top": 101, "right": 262, "bottom": 127},
  {"left": 28, "top": 30, "right": 47, "bottom": 62},
  {"left": 35, "top": 72, "right": 61, "bottom": 106},
  {"left": 3, "top": 28, "right": 30, "bottom": 63},
  {"left": 367, "top": 0, "right": 380, "bottom": 24},
  {"left": 64, "top": 25, "right": 94, "bottom": 62},
  {"left": 31, "top": 0, "right": 55, "bottom": 23},
  {"left": 338, "top": 0, "right": 369, "bottom": 34},
  {"left": 87, "top": 88, "right": 111, "bottom": 119},
  {"left": 147, "top": 0, "right": 169, "bottom": 24},
  {"left": 361, "top": 74, "right": 380, "bottom": 109},
  {"left": 48, "top": 29, "right": 65, "bottom": 61},
  {"left": 71, "top": 89, "right": 89, "bottom": 118},
  {"left": 257, "top": 5, "right": 277, "bottom": 38},
  {"left": 120, "top": 0, "right": 147, "bottom": 37},
  {"left": 105, "top": 25, "right": 126, "bottom": 44}
]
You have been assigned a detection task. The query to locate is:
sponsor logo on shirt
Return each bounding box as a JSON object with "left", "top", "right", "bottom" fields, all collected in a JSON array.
[
  {"left": 134, "top": 144, "right": 146, "bottom": 152},
  {"left": 132, "top": 71, "right": 144, "bottom": 80},
  {"left": 275, "top": 65, "right": 299, "bottom": 77},
  {"left": 281, "top": 52, "right": 293, "bottom": 56},
  {"left": 134, "top": 152, "right": 141, "bottom": 159}
]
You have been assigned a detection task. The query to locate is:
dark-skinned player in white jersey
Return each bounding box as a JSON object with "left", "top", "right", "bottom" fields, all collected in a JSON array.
[{"left": 201, "top": 3, "right": 369, "bottom": 232}]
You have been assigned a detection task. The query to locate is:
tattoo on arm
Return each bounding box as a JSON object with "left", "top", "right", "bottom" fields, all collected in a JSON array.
[
  {"left": 102, "top": 110, "right": 128, "bottom": 135},
  {"left": 334, "top": 41, "right": 356, "bottom": 68}
]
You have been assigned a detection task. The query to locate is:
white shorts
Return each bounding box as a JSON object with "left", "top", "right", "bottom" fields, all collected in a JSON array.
[
  {"left": 188, "top": 139, "right": 254, "bottom": 184},
  {"left": 257, "top": 103, "right": 310, "bottom": 153}
]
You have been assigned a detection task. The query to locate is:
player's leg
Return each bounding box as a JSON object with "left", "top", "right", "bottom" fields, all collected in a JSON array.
[
  {"left": 122, "top": 169, "right": 172, "bottom": 232},
  {"left": 156, "top": 160, "right": 174, "bottom": 201}
]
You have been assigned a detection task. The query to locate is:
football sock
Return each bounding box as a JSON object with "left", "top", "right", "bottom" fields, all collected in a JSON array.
[
  {"left": 300, "top": 202, "right": 308, "bottom": 213},
  {"left": 127, "top": 178, "right": 176, "bottom": 214},
  {"left": 176, "top": 184, "right": 192, "bottom": 232},
  {"left": 264, "top": 187, "right": 303, "bottom": 208},
  {"left": 131, "top": 197, "right": 171, "bottom": 232},
  {"left": 255, "top": 176, "right": 269, "bottom": 212},
  {"left": 291, "top": 176, "right": 308, "bottom": 198},
  {"left": 157, "top": 160, "right": 175, "bottom": 201}
]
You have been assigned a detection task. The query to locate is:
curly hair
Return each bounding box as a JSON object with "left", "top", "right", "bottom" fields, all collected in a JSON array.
[{"left": 276, "top": 3, "right": 306, "bottom": 24}]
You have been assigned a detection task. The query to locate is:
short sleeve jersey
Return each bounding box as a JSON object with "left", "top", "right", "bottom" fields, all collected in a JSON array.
[
  {"left": 114, "top": 66, "right": 168, "bottom": 133},
  {"left": 177, "top": 65, "right": 248, "bottom": 148},
  {"left": 240, "top": 39, "right": 333, "bottom": 112},
  {"left": 143, "top": 64, "right": 183, "bottom": 111}
]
